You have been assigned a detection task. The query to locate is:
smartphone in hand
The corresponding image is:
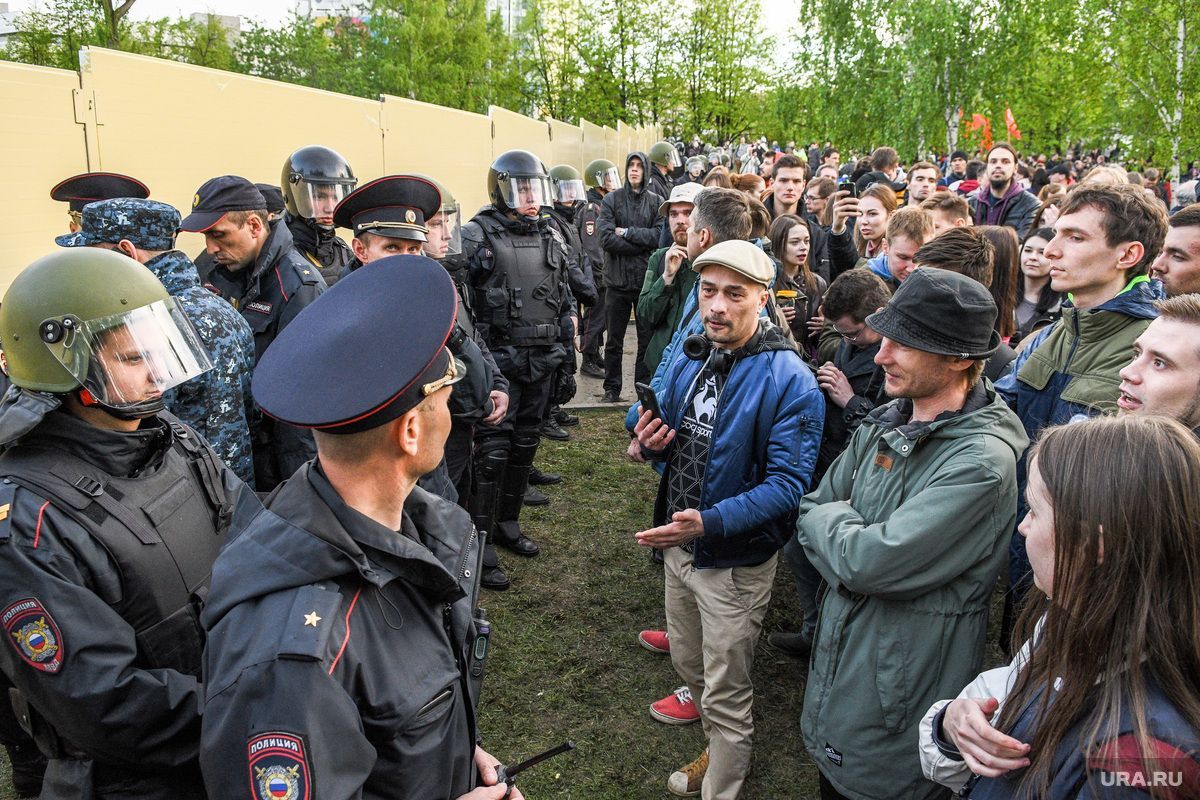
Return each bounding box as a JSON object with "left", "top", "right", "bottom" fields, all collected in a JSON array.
[{"left": 635, "top": 382, "right": 665, "bottom": 423}]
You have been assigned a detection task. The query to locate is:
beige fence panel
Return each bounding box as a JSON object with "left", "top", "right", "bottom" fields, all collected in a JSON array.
[
  {"left": 489, "top": 106, "right": 551, "bottom": 166},
  {"left": 603, "top": 126, "right": 618, "bottom": 164},
  {"left": 580, "top": 119, "right": 607, "bottom": 170},
  {"left": 381, "top": 95, "right": 492, "bottom": 216},
  {"left": 77, "top": 48, "right": 385, "bottom": 257},
  {"left": 548, "top": 118, "right": 584, "bottom": 172},
  {"left": 1, "top": 62, "right": 88, "bottom": 287}
]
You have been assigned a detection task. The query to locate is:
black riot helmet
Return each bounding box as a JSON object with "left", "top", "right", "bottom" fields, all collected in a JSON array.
[
  {"left": 281, "top": 145, "right": 358, "bottom": 225},
  {"left": 487, "top": 149, "right": 552, "bottom": 217}
]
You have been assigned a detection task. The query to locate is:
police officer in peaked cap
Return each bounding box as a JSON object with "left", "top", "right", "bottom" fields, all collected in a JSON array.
[
  {"left": 339, "top": 175, "right": 515, "bottom": 590},
  {"left": 0, "top": 249, "right": 254, "bottom": 800},
  {"left": 200, "top": 256, "right": 523, "bottom": 800},
  {"left": 50, "top": 172, "right": 149, "bottom": 233}
]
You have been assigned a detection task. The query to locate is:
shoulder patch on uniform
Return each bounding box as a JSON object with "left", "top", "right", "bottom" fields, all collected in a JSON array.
[
  {"left": 3, "top": 598, "right": 64, "bottom": 674},
  {"left": 585, "top": 220, "right": 595, "bottom": 236},
  {"left": 246, "top": 300, "right": 273, "bottom": 315},
  {"left": 0, "top": 480, "right": 16, "bottom": 542},
  {"left": 248, "top": 731, "right": 311, "bottom": 800}
]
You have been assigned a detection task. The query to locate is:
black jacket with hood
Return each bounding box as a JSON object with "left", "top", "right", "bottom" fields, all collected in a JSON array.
[
  {"left": 597, "top": 153, "right": 665, "bottom": 292},
  {"left": 201, "top": 462, "right": 484, "bottom": 800}
]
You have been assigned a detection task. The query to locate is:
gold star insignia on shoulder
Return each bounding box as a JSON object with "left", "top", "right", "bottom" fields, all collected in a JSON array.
[{"left": 304, "top": 611, "right": 322, "bottom": 627}]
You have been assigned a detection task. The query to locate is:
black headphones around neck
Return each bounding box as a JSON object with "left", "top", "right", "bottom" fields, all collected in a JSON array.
[{"left": 683, "top": 334, "right": 735, "bottom": 375}]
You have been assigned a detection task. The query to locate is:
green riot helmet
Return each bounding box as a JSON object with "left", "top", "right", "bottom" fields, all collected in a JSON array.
[
  {"left": 649, "top": 141, "right": 682, "bottom": 170},
  {"left": 719, "top": 150, "right": 732, "bottom": 168},
  {"left": 685, "top": 156, "right": 706, "bottom": 178},
  {"left": 549, "top": 165, "right": 586, "bottom": 205},
  {"left": 584, "top": 158, "right": 621, "bottom": 192},
  {"left": 409, "top": 173, "right": 462, "bottom": 258},
  {"left": 0, "top": 249, "right": 212, "bottom": 419},
  {"left": 488, "top": 149, "right": 552, "bottom": 217},
  {"left": 281, "top": 145, "right": 358, "bottom": 226}
]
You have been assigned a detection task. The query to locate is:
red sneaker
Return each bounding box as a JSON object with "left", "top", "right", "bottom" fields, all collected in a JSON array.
[
  {"left": 650, "top": 685, "right": 700, "bottom": 725},
  {"left": 638, "top": 629, "right": 670, "bottom": 654}
]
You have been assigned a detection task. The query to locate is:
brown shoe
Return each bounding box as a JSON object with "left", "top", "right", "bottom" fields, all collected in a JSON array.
[{"left": 667, "top": 749, "right": 708, "bottom": 797}]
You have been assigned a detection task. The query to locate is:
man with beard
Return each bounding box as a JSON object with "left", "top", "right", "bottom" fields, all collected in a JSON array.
[
  {"left": 968, "top": 142, "right": 1040, "bottom": 239},
  {"left": 638, "top": 183, "right": 704, "bottom": 374}
]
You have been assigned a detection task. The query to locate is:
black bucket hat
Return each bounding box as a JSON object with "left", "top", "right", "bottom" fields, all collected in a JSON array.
[{"left": 866, "top": 268, "right": 1000, "bottom": 359}]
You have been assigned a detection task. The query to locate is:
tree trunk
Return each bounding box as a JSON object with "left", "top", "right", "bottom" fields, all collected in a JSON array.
[{"left": 1170, "top": 13, "right": 1184, "bottom": 191}]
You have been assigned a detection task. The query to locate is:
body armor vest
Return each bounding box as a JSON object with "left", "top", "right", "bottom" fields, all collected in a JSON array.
[
  {"left": 0, "top": 423, "right": 231, "bottom": 676},
  {"left": 473, "top": 215, "right": 568, "bottom": 346}
]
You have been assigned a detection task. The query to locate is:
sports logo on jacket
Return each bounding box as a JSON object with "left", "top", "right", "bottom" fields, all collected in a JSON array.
[
  {"left": 3, "top": 598, "right": 63, "bottom": 673},
  {"left": 248, "top": 732, "right": 311, "bottom": 800}
]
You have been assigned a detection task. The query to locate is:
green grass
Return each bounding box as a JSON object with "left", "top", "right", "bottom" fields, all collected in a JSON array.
[{"left": 0, "top": 408, "right": 1007, "bottom": 798}]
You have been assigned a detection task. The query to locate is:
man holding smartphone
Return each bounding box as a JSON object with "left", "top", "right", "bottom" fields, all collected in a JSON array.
[
  {"left": 632, "top": 240, "right": 824, "bottom": 798},
  {"left": 638, "top": 183, "right": 705, "bottom": 374}
]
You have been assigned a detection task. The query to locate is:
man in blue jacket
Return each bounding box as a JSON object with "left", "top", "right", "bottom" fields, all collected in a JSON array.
[{"left": 632, "top": 240, "right": 823, "bottom": 799}]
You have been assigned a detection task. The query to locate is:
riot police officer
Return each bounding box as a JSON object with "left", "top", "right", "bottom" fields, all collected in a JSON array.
[
  {"left": 0, "top": 249, "right": 252, "bottom": 800},
  {"left": 409, "top": 174, "right": 514, "bottom": 590},
  {"left": 450, "top": 150, "right": 574, "bottom": 562},
  {"left": 647, "top": 141, "right": 682, "bottom": 200},
  {"left": 542, "top": 165, "right": 599, "bottom": 442},
  {"left": 281, "top": 145, "right": 359, "bottom": 286},
  {"left": 200, "top": 256, "right": 522, "bottom": 800},
  {"left": 579, "top": 159, "right": 620, "bottom": 378}
]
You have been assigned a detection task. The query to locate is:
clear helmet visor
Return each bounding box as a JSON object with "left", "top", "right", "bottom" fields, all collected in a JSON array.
[
  {"left": 293, "top": 179, "right": 355, "bottom": 222},
  {"left": 424, "top": 204, "right": 463, "bottom": 258},
  {"left": 595, "top": 167, "right": 621, "bottom": 192},
  {"left": 498, "top": 175, "right": 552, "bottom": 212},
  {"left": 662, "top": 148, "right": 682, "bottom": 168},
  {"left": 553, "top": 179, "right": 586, "bottom": 205},
  {"left": 44, "top": 298, "right": 212, "bottom": 409}
]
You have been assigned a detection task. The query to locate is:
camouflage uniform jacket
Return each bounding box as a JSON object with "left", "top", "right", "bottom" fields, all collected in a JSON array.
[{"left": 147, "top": 250, "right": 257, "bottom": 486}]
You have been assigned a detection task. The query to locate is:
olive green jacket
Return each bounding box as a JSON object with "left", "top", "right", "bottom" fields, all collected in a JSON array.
[{"left": 797, "top": 381, "right": 1028, "bottom": 800}]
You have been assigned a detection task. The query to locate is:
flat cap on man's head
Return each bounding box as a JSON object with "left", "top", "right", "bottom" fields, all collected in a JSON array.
[
  {"left": 55, "top": 198, "right": 180, "bottom": 250},
  {"left": 691, "top": 240, "right": 775, "bottom": 287},
  {"left": 658, "top": 183, "right": 704, "bottom": 216},
  {"left": 252, "top": 254, "right": 463, "bottom": 435}
]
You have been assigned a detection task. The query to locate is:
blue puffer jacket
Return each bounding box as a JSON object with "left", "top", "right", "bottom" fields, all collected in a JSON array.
[{"left": 648, "top": 321, "right": 824, "bottom": 569}]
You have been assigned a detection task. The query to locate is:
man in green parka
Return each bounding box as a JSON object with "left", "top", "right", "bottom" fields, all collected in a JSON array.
[{"left": 796, "top": 268, "right": 1028, "bottom": 800}]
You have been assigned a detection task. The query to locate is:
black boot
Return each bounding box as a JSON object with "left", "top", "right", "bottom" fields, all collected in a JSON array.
[
  {"left": 540, "top": 417, "right": 570, "bottom": 441},
  {"left": 493, "top": 434, "right": 541, "bottom": 557},
  {"left": 523, "top": 485, "right": 550, "bottom": 506},
  {"left": 554, "top": 407, "right": 580, "bottom": 427},
  {"left": 529, "top": 467, "right": 563, "bottom": 486},
  {"left": 469, "top": 449, "right": 512, "bottom": 590}
]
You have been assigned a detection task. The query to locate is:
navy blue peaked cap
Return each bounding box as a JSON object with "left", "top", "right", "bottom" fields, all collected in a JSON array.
[{"left": 252, "top": 254, "right": 461, "bottom": 433}]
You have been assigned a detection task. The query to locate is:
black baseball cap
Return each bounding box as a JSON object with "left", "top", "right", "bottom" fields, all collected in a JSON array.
[
  {"left": 179, "top": 176, "right": 268, "bottom": 232},
  {"left": 255, "top": 183, "right": 287, "bottom": 216}
]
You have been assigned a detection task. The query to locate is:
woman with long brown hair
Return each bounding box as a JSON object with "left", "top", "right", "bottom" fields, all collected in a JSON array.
[
  {"left": 768, "top": 214, "right": 826, "bottom": 357},
  {"left": 852, "top": 182, "right": 897, "bottom": 261},
  {"left": 920, "top": 414, "right": 1200, "bottom": 798}
]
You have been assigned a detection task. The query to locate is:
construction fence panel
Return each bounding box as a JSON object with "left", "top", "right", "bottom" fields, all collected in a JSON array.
[
  {"left": 78, "top": 48, "right": 385, "bottom": 258},
  {"left": 0, "top": 62, "right": 87, "bottom": 286},
  {"left": 381, "top": 95, "right": 492, "bottom": 217},
  {"left": 548, "top": 118, "right": 584, "bottom": 174},
  {"left": 489, "top": 105, "right": 551, "bottom": 167}
]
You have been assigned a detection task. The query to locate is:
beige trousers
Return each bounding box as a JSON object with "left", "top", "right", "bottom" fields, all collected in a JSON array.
[{"left": 664, "top": 547, "right": 777, "bottom": 800}]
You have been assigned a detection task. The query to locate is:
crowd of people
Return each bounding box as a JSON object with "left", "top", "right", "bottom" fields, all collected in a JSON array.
[{"left": 0, "top": 130, "right": 1195, "bottom": 800}]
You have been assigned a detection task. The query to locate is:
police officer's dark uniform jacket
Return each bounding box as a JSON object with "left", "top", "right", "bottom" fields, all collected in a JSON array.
[
  {"left": 546, "top": 204, "right": 599, "bottom": 309},
  {"left": 201, "top": 463, "right": 484, "bottom": 799},
  {"left": 0, "top": 407, "right": 249, "bottom": 800},
  {"left": 204, "top": 219, "right": 325, "bottom": 488}
]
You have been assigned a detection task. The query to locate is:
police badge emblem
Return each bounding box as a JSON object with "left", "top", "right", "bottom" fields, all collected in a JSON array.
[
  {"left": 585, "top": 221, "right": 596, "bottom": 236},
  {"left": 3, "top": 598, "right": 63, "bottom": 673},
  {"left": 248, "top": 732, "right": 311, "bottom": 800}
]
